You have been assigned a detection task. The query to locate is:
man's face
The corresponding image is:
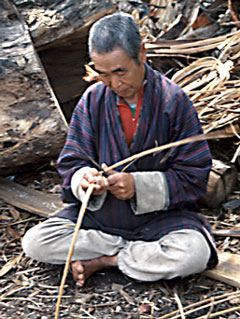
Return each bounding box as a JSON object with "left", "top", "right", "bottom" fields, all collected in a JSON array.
[{"left": 91, "top": 46, "right": 146, "bottom": 103}]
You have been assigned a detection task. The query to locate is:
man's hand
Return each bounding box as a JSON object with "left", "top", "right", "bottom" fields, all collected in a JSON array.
[
  {"left": 80, "top": 165, "right": 135, "bottom": 200},
  {"left": 80, "top": 167, "right": 108, "bottom": 195},
  {"left": 106, "top": 170, "right": 135, "bottom": 200}
]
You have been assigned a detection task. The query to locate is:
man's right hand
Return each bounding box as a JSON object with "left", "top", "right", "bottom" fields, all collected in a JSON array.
[{"left": 80, "top": 167, "right": 109, "bottom": 195}]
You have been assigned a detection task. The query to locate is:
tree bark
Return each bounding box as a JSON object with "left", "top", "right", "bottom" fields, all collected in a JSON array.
[
  {"left": 14, "top": 0, "right": 117, "bottom": 120},
  {"left": 14, "top": 0, "right": 116, "bottom": 49},
  {"left": 0, "top": 0, "right": 67, "bottom": 176},
  {"left": 0, "top": 1, "right": 117, "bottom": 176}
]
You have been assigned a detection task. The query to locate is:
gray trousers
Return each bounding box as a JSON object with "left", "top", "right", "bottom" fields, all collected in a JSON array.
[{"left": 22, "top": 217, "right": 211, "bottom": 281}]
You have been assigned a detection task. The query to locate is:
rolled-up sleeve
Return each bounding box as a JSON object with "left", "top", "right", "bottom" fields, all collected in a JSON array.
[{"left": 130, "top": 171, "right": 169, "bottom": 214}]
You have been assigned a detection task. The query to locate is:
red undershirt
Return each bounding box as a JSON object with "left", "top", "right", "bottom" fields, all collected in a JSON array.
[{"left": 117, "top": 82, "right": 146, "bottom": 147}]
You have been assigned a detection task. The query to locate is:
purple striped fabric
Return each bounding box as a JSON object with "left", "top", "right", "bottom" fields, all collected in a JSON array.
[{"left": 56, "top": 63, "right": 217, "bottom": 268}]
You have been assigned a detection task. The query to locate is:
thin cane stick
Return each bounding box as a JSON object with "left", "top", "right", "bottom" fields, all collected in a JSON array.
[
  {"left": 104, "top": 131, "right": 229, "bottom": 173},
  {"left": 54, "top": 183, "right": 95, "bottom": 319}
]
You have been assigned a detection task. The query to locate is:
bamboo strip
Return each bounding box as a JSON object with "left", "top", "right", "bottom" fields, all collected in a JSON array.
[
  {"left": 195, "top": 305, "right": 240, "bottom": 319},
  {"left": 145, "top": 30, "right": 240, "bottom": 50},
  {"left": 145, "top": 31, "right": 240, "bottom": 53},
  {"left": 104, "top": 131, "right": 236, "bottom": 173},
  {"left": 54, "top": 183, "right": 95, "bottom": 319},
  {"left": 157, "top": 290, "right": 240, "bottom": 319}
]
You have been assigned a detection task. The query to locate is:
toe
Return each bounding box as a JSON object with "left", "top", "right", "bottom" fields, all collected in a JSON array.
[
  {"left": 76, "top": 279, "right": 85, "bottom": 287},
  {"left": 77, "top": 273, "right": 84, "bottom": 280}
]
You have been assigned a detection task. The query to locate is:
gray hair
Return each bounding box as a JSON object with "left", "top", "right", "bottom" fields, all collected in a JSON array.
[{"left": 88, "top": 12, "right": 142, "bottom": 63}]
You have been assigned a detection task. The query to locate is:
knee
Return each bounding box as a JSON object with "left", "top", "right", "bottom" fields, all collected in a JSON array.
[
  {"left": 162, "top": 230, "right": 211, "bottom": 277},
  {"left": 22, "top": 226, "right": 43, "bottom": 261}
]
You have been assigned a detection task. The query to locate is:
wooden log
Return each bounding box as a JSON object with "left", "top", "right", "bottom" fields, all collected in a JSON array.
[
  {"left": 213, "top": 226, "right": 240, "bottom": 237},
  {"left": 0, "top": 0, "right": 67, "bottom": 176},
  {"left": 0, "top": 177, "right": 64, "bottom": 218},
  {"left": 16, "top": 0, "right": 117, "bottom": 119},
  {"left": 0, "top": 1, "right": 116, "bottom": 175},
  {"left": 15, "top": 0, "right": 117, "bottom": 49},
  {"left": 199, "top": 159, "right": 238, "bottom": 208},
  {"left": 204, "top": 251, "right": 240, "bottom": 288}
]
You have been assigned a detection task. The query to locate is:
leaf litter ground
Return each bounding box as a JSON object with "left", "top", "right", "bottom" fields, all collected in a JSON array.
[{"left": 1, "top": 164, "right": 240, "bottom": 319}]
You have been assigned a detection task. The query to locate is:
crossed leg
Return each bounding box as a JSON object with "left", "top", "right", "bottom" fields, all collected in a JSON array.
[{"left": 22, "top": 217, "right": 212, "bottom": 287}]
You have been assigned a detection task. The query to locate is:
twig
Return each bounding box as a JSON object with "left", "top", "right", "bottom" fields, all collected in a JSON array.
[
  {"left": 121, "top": 0, "right": 166, "bottom": 9},
  {"left": 231, "top": 143, "right": 240, "bottom": 163},
  {"left": 228, "top": 0, "right": 240, "bottom": 28},
  {"left": 173, "top": 288, "right": 185, "bottom": 319},
  {"left": 195, "top": 305, "right": 240, "bottom": 319},
  {"left": 54, "top": 183, "right": 95, "bottom": 319},
  {"left": 157, "top": 290, "right": 240, "bottom": 319},
  {"left": 81, "top": 308, "right": 97, "bottom": 318},
  {"left": 1, "top": 297, "right": 42, "bottom": 307},
  {"left": 220, "top": 21, "right": 240, "bottom": 26},
  {"left": 203, "top": 297, "right": 214, "bottom": 319},
  {"left": 0, "top": 216, "right": 36, "bottom": 228}
]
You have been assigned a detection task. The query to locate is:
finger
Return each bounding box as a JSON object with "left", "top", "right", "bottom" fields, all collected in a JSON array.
[
  {"left": 80, "top": 175, "right": 93, "bottom": 190},
  {"left": 84, "top": 171, "right": 98, "bottom": 184},
  {"left": 94, "top": 175, "right": 109, "bottom": 187},
  {"left": 102, "top": 163, "right": 118, "bottom": 177},
  {"left": 107, "top": 173, "right": 121, "bottom": 186},
  {"left": 108, "top": 183, "right": 121, "bottom": 192},
  {"left": 101, "top": 163, "right": 108, "bottom": 170}
]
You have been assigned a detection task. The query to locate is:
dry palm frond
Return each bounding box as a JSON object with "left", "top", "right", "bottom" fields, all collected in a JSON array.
[
  {"left": 169, "top": 32, "right": 240, "bottom": 134},
  {"left": 145, "top": 30, "right": 240, "bottom": 56}
]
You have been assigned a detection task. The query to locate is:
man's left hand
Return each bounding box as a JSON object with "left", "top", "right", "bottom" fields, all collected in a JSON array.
[{"left": 106, "top": 171, "right": 135, "bottom": 200}]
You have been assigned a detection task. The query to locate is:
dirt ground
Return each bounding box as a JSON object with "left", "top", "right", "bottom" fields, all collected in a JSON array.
[{"left": 1, "top": 162, "right": 240, "bottom": 319}]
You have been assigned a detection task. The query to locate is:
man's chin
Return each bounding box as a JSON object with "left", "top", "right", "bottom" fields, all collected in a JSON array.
[{"left": 116, "top": 88, "right": 131, "bottom": 98}]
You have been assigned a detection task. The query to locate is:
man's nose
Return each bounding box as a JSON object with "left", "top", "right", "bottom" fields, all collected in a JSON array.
[{"left": 110, "top": 74, "right": 122, "bottom": 89}]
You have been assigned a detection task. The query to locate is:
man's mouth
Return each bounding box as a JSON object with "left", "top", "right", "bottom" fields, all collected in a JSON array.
[{"left": 117, "top": 88, "right": 129, "bottom": 96}]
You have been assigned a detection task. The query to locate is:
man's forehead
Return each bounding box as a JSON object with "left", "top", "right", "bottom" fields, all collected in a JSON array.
[
  {"left": 90, "top": 60, "right": 129, "bottom": 74},
  {"left": 92, "top": 64, "right": 125, "bottom": 74}
]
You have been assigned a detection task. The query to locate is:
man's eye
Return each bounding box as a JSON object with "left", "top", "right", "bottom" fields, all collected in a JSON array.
[{"left": 116, "top": 71, "right": 125, "bottom": 76}]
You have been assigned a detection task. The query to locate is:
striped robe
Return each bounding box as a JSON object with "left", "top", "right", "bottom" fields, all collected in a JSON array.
[{"left": 56, "top": 63, "right": 217, "bottom": 267}]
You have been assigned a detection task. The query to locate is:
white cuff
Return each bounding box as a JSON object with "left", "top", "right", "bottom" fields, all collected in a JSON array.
[
  {"left": 71, "top": 167, "right": 106, "bottom": 211},
  {"left": 130, "top": 171, "right": 169, "bottom": 215}
]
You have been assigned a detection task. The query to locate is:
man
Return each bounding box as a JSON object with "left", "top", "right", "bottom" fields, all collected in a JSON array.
[{"left": 22, "top": 12, "right": 218, "bottom": 287}]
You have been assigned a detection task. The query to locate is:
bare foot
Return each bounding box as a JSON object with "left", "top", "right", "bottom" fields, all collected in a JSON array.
[{"left": 71, "top": 255, "right": 118, "bottom": 287}]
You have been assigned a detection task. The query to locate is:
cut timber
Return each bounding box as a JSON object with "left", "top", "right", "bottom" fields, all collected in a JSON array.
[
  {"left": 0, "top": 177, "right": 64, "bottom": 218},
  {"left": 213, "top": 227, "right": 240, "bottom": 237},
  {"left": 17, "top": 0, "right": 117, "bottom": 119},
  {"left": 15, "top": 0, "right": 117, "bottom": 49},
  {"left": 0, "top": 0, "right": 67, "bottom": 176},
  {"left": 204, "top": 251, "right": 240, "bottom": 288},
  {"left": 199, "top": 159, "right": 238, "bottom": 208}
]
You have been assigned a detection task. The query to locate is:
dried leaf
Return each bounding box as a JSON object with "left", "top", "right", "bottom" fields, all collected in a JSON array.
[{"left": 0, "top": 255, "right": 21, "bottom": 277}]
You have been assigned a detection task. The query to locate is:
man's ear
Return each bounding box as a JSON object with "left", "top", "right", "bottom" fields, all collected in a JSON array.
[{"left": 139, "top": 43, "right": 147, "bottom": 64}]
